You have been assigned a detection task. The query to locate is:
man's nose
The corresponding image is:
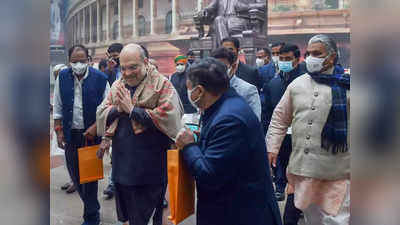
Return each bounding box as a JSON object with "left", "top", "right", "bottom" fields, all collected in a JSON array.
[{"left": 123, "top": 70, "right": 132, "bottom": 77}]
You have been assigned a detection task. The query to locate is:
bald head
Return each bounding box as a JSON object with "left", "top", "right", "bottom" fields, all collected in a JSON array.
[
  {"left": 120, "top": 44, "right": 147, "bottom": 61},
  {"left": 120, "top": 44, "right": 148, "bottom": 87}
]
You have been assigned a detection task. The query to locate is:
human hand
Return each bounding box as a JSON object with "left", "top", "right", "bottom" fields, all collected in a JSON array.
[
  {"left": 83, "top": 124, "right": 97, "bottom": 141},
  {"left": 175, "top": 127, "right": 195, "bottom": 149},
  {"left": 106, "top": 53, "right": 117, "bottom": 71},
  {"left": 97, "top": 138, "right": 111, "bottom": 159},
  {"left": 116, "top": 85, "right": 134, "bottom": 114},
  {"left": 268, "top": 152, "right": 278, "bottom": 168},
  {"left": 56, "top": 131, "right": 66, "bottom": 149}
]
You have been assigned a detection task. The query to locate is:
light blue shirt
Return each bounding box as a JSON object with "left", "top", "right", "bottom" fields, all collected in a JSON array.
[
  {"left": 230, "top": 75, "right": 261, "bottom": 121},
  {"left": 116, "top": 67, "right": 121, "bottom": 80}
]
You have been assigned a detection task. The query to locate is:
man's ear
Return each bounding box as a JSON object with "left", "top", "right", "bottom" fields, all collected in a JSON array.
[
  {"left": 197, "top": 85, "right": 205, "bottom": 97},
  {"left": 328, "top": 52, "right": 337, "bottom": 65},
  {"left": 143, "top": 57, "right": 149, "bottom": 66},
  {"left": 293, "top": 57, "right": 300, "bottom": 67}
]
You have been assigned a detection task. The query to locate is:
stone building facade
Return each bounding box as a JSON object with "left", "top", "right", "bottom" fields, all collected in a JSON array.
[{"left": 65, "top": 0, "right": 350, "bottom": 75}]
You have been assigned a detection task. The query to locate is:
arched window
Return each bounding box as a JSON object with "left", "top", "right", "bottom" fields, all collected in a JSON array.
[
  {"left": 138, "top": 15, "right": 146, "bottom": 36},
  {"left": 165, "top": 11, "right": 172, "bottom": 34}
]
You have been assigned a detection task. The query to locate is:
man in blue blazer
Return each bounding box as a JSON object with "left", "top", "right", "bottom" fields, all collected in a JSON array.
[{"left": 175, "top": 57, "right": 282, "bottom": 225}]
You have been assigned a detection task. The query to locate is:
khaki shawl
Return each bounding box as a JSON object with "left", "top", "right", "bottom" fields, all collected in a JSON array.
[{"left": 96, "top": 65, "right": 183, "bottom": 141}]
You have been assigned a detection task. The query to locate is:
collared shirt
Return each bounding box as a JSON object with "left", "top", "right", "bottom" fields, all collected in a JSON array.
[
  {"left": 53, "top": 67, "right": 110, "bottom": 129},
  {"left": 230, "top": 75, "right": 261, "bottom": 121},
  {"left": 115, "top": 67, "right": 121, "bottom": 80}
]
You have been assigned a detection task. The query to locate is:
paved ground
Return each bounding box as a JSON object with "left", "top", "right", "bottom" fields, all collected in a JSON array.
[
  {"left": 51, "top": 153, "right": 196, "bottom": 225},
  {"left": 50, "top": 130, "right": 304, "bottom": 225}
]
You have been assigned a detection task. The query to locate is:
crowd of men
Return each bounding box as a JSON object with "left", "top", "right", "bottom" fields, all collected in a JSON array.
[{"left": 52, "top": 33, "right": 350, "bottom": 225}]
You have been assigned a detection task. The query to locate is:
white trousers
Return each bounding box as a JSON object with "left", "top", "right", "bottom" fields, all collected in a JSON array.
[{"left": 303, "top": 181, "right": 350, "bottom": 225}]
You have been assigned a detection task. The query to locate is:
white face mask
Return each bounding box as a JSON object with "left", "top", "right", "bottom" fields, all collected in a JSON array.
[
  {"left": 70, "top": 62, "right": 88, "bottom": 75},
  {"left": 256, "top": 58, "right": 265, "bottom": 67},
  {"left": 272, "top": 56, "right": 279, "bottom": 64},
  {"left": 187, "top": 86, "right": 201, "bottom": 110},
  {"left": 305, "top": 55, "right": 328, "bottom": 73},
  {"left": 176, "top": 65, "right": 186, "bottom": 73}
]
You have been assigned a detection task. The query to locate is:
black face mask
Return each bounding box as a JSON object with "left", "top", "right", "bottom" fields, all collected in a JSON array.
[
  {"left": 114, "top": 58, "right": 120, "bottom": 67},
  {"left": 188, "top": 59, "right": 194, "bottom": 64},
  {"left": 230, "top": 50, "right": 238, "bottom": 61}
]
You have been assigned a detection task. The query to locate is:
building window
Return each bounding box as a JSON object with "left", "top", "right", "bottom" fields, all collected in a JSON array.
[
  {"left": 312, "top": 0, "right": 339, "bottom": 10},
  {"left": 165, "top": 11, "right": 172, "bottom": 34},
  {"left": 138, "top": 0, "right": 143, "bottom": 9},
  {"left": 138, "top": 15, "right": 146, "bottom": 36},
  {"left": 114, "top": 5, "right": 118, "bottom": 15},
  {"left": 325, "top": 0, "right": 339, "bottom": 9}
]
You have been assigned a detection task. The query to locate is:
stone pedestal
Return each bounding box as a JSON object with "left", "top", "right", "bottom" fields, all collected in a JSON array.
[
  {"left": 189, "top": 31, "right": 268, "bottom": 66},
  {"left": 189, "top": 1, "right": 268, "bottom": 66}
]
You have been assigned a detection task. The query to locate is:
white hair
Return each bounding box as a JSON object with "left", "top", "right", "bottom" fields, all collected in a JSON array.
[{"left": 308, "top": 34, "right": 338, "bottom": 55}]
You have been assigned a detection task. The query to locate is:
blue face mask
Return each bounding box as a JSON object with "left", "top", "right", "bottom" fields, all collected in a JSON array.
[{"left": 278, "top": 60, "right": 294, "bottom": 73}]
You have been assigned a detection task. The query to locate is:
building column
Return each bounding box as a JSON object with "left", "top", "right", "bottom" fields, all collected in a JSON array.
[
  {"left": 197, "top": 0, "right": 202, "bottom": 12},
  {"left": 339, "top": 0, "right": 345, "bottom": 9},
  {"left": 83, "top": 8, "right": 86, "bottom": 43},
  {"left": 150, "top": 0, "right": 155, "bottom": 35},
  {"left": 97, "top": 0, "right": 101, "bottom": 43},
  {"left": 74, "top": 16, "right": 77, "bottom": 44},
  {"left": 106, "top": 0, "right": 110, "bottom": 42},
  {"left": 77, "top": 15, "right": 80, "bottom": 43},
  {"left": 77, "top": 11, "right": 81, "bottom": 43},
  {"left": 72, "top": 16, "right": 74, "bottom": 43},
  {"left": 171, "top": 0, "right": 177, "bottom": 33},
  {"left": 118, "top": 0, "right": 122, "bottom": 40},
  {"left": 132, "top": 0, "right": 137, "bottom": 38},
  {"left": 89, "top": 4, "right": 93, "bottom": 43}
]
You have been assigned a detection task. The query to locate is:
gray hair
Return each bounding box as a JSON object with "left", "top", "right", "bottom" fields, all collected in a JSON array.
[
  {"left": 138, "top": 47, "right": 147, "bottom": 61},
  {"left": 308, "top": 34, "right": 338, "bottom": 55},
  {"left": 308, "top": 34, "right": 339, "bottom": 64}
]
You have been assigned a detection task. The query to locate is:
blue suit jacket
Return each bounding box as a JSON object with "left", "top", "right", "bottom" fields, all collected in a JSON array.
[
  {"left": 262, "top": 63, "right": 307, "bottom": 133},
  {"left": 182, "top": 88, "right": 282, "bottom": 225}
]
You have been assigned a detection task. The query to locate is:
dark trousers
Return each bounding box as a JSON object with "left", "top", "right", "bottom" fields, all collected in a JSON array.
[
  {"left": 65, "top": 130, "right": 100, "bottom": 224},
  {"left": 273, "top": 134, "right": 292, "bottom": 193},
  {"left": 115, "top": 183, "right": 167, "bottom": 225},
  {"left": 283, "top": 194, "right": 302, "bottom": 225}
]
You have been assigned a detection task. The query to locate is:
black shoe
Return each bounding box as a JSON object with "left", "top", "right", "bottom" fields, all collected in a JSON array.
[
  {"left": 275, "top": 191, "right": 285, "bottom": 201},
  {"left": 103, "top": 184, "right": 114, "bottom": 200},
  {"left": 66, "top": 184, "right": 76, "bottom": 194},
  {"left": 162, "top": 198, "right": 168, "bottom": 208},
  {"left": 61, "top": 182, "right": 71, "bottom": 190}
]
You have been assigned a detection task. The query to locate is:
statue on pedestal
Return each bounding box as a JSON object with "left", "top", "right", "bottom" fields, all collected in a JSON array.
[
  {"left": 194, "top": 0, "right": 267, "bottom": 46},
  {"left": 191, "top": 0, "right": 268, "bottom": 66}
]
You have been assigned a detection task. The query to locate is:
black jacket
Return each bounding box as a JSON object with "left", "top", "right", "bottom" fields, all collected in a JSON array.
[
  {"left": 236, "top": 61, "right": 262, "bottom": 91},
  {"left": 170, "top": 69, "right": 197, "bottom": 114},
  {"left": 105, "top": 67, "right": 120, "bottom": 86},
  {"left": 109, "top": 106, "right": 172, "bottom": 186}
]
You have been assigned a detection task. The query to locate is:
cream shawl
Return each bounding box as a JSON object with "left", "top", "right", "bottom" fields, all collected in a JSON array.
[{"left": 96, "top": 65, "right": 184, "bottom": 141}]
